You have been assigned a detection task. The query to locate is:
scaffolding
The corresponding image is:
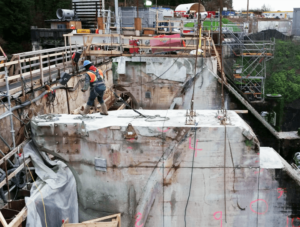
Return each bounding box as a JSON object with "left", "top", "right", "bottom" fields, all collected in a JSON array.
[{"left": 223, "top": 31, "right": 275, "bottom": 101}]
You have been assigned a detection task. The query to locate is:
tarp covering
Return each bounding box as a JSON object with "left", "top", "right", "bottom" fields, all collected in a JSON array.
[
  {"left": 175, "top": 3, "right": 205, "bottom": 13},
  {"left": 23, "top": 141, "right": 78, "bottom": 227},
  {"left": 245, "top": 29, "right": 293, "bottom": 41}
]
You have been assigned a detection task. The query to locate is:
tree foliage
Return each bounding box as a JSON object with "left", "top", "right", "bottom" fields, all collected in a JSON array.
[
  {"left": 265, "top": 40, "right": 300, "bottom": 103},
  {"left": 0, "top": 0, "right": 71, "bottom": 55}
]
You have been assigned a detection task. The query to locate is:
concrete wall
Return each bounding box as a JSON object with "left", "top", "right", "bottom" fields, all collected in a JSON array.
[
  {"left": 292, "top": 8, "right": 300, "bottom": 36},
  {"left": 113, "top": 56, "right": 224, "bottom": 110},
  {"left": 30, "top": 110, "right": 300, "bottom": 226}
]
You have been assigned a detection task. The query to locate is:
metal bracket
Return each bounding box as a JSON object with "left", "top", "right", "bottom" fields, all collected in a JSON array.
[
  {"left": 185, "top": 110, "right": 196, "bottom": 125},
  {"left": 95, "top": 158, "right": 107, "bottom": 172},
  {"left": 124, "top": 123, "right": 138, "bottom": 139}
]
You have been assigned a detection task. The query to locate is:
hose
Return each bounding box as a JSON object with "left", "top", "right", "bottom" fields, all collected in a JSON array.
[{"left": 0, "top": 67, "right": 113, "bottom": 121}]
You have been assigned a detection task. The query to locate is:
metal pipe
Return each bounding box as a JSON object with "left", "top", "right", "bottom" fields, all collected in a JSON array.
[
  {"left": 115, "top": 0, "right": 120, "bottom": 34},
  {"left": 0, "top": 134, "right": 12, "bottom": 151},
  {"left": 4, "top": 159, "right": 11, "bottom": 207},
  {"left": 0, "top": 150, "right": 14, "bottom": 168},
  {"left": 247, "top": 0, "right": 249, "bottom": 20},
  {"left": 5, "top": 67, "right": 16, "bottom": 148}
]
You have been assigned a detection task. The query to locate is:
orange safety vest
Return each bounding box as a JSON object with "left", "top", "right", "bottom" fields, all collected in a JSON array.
[{"left": 87, "top": 69, "right": 104, "bottom": 83}]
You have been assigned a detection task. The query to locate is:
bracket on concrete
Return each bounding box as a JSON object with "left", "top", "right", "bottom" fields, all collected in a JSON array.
[
  {"left": 124, "top": 123, "right": 138, "bottom": 139},
  {"left": 185, "top": 110, "right": 196, "bottom": 125}
]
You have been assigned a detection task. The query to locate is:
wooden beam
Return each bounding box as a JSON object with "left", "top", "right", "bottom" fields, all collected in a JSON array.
[
  {"left": 63, "top": 223, "right": 117, "bottom": 227},
  {"left": 82, "top": 214, "right": 121, "bottom": 224},
  {"left": 0, "top": 211, "right": 8, "bottom": 227},
  {"left": 0, "top": 159, "right": 31, "bottom": 188},
  {"left": 7, "top": 208, "right": 27, "bottom": 227},
  {"left": 233, "top": 110, "right": 248, "bottom": 114},
  {"left": 117, "top": 98, "right": 131, "bottom": 111},
  {"left": 0, "top": 140, "right": 28, "bottom": 166}
]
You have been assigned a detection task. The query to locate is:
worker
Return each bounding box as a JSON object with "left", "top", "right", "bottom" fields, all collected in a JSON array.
[
  {"left": 70, "top": 24, "right": 75, "bottom": 29},
  {"left": 80, "top": 60, "right": 108, "bottom": 115}
]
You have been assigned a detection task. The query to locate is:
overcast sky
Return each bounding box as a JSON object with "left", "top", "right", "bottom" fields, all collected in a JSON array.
[{"left": 232, "top": 0, "right": 300, "bottom": 11}]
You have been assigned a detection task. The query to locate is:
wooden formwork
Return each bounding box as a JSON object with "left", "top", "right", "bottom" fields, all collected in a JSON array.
[
  {"left": 0, "top": 141, "right": 31, "bottom": 227},
  {"left": 62, "top": 214, "right": 121, "bottom": 227}
]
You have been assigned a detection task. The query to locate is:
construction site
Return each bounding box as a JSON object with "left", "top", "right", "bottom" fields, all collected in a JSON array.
[{"left": 0, "top": 0, "right": 300, "bottom": 226}]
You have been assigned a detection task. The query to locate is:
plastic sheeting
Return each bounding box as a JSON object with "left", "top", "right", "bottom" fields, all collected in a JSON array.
[{"left": 23, "top": 141, "right": 78, "bottom": 227}]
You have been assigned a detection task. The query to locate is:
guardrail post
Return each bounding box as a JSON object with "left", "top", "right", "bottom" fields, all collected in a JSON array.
[
  {"left": 18, "top": 60, "right": 25, "bottom": 97},
  {"left": 39, "top": 54, "right": 44, "bottom": 86},
  {"left": 4, "top": 66, "right": 16, "bottom": 149}
]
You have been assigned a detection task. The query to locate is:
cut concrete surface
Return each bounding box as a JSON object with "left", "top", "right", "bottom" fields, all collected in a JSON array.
[{"left": 30, "top": 110, "right": 300, "bottom": 227}]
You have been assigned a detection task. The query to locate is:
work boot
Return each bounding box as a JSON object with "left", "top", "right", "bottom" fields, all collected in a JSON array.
[
  {"left": 100, "top": 103, "right": 109, "bottom": 115},
  {"left": 80, "top": 104, "right": 92, "bottom": 115}
]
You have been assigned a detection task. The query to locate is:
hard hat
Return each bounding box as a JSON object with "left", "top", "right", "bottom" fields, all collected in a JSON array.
[{"left": 83, "top": 60, "right": 92, "bottom": 67}]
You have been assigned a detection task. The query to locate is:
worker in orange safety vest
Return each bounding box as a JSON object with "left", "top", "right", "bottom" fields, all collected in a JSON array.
[{"left": 80, "top": 60, "right": 108, "bottom": 115}]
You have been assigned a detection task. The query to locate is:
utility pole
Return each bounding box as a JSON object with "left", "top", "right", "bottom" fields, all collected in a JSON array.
[
  {"left": 219, "top": 0, "right": 222, "bottom": 45},
  {"left": 247, "top": 0, "right": 249, "bottom": 20}
]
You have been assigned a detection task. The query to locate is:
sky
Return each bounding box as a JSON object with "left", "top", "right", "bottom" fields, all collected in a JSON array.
[{"left": 232, "top": 0, "right": 300, "bottom": 11}]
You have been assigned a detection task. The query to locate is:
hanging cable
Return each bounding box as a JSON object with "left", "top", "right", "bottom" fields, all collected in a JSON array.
[{"left": 184, "top": 123, "right": 198, "bottom": 227}]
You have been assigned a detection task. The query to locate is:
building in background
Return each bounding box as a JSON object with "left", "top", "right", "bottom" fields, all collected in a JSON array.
[
  {"left": 292, "top": 8, "right": 300, "bottom": 36},
  {"left": 262, "top": 11, "right": 293, "bottom": 19}
]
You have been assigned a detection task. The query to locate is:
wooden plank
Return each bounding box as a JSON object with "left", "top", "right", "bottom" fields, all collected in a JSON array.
[
  {"left": 242, "top": 53, "right": 272, "bottom": 56},
  {"left": 62, "top": 218, "right": 69, "bottom": 227},
  {"left": 134, "top": 18, "right": 142, "bottom": 30},
  {"left": 116, "top": 214, "right": 121, "bottom": 227},
  {"left": 234, "top": 110, "right": 248, "bottom": 114},
  {"left": 64, "top": 223, "right": 116, "bottom": 227},
  {"left": 82, "top": 214, "right": 121, "bottom": 223},
  {"left": 97, "top": 17, "right": 105, "bottom": 30},
  {"left": 0, "top": 140, "right": 28, "bottom": 166},
  {"left": 0, "top": 211, "right": 8, "bottom": 227},
  {"left": 122, "top": 45, "right": 211, "bottom": 50},
  {"left": 244, "top": 92, "right": 262, "bottom": 95},
  {"left": 0, "top": 159, "right": 31, "bottom": 188},
  {"left": 7, "top": 208, "right": 27, "bottom": 227}
]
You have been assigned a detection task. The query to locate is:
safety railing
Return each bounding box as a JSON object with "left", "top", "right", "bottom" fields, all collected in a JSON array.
[{"left": 81, "top": 34, "right": 215, "bottom": 58}]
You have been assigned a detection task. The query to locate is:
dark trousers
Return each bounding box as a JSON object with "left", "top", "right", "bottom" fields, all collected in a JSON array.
[{"left": 87, "top": 84, "right": 106, "bottom": 106}]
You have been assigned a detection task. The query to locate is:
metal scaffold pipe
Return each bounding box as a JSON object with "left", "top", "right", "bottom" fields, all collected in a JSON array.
[
  {"left": 115, "top": 0, "right": 120, "bottom": 34},
  {"left": 4, "top": 67, "right": 16, "bottom": 149}
]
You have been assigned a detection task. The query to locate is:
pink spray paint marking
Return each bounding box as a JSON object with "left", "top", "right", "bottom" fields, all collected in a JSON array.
[
  {"left": 189, "top": 138, "right": 202, "bottom": 157},
  {"left": 277, "top": 188, "right": 286, "bottom": 199},
  {"left": 157, "top": 127, "right": 170, "bottom": 133},
  {"left": 250, "top": 199, "right": 268, "bottom": 215},
  {"left": 127, "top": 147, "right": 133, "bottom": 149},
  {"left": 135, "top": 212, "right": 143, "bottom": 227},
  {"left": 292, "top": 217, "right": 300, "bottom": 227},
  {"left": 213, "top": 211, "right": 222, "bottom": 227},
  {"left": 254, "top": 168, "right": 264, "bottom": 174}
]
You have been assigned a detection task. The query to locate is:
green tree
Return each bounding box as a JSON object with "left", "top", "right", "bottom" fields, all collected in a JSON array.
[
  {"left": 0, "top": 0, "right": 71, "bottom": 54},
  {"left": 265, "top": 40, "right": 300, "bottom": 103}
]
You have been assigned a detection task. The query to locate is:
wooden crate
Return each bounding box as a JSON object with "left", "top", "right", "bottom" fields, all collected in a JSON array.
[
  {"left": 50, "top": 21, "right": 82, "bottom": 29},
  {"left": 144, "top": 30, "right": 155, "bottom": 35}
]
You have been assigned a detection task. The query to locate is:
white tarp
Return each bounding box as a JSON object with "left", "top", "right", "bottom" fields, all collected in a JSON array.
[{"left": 23, "top": 141, "right": 78, "bottom": 227}]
